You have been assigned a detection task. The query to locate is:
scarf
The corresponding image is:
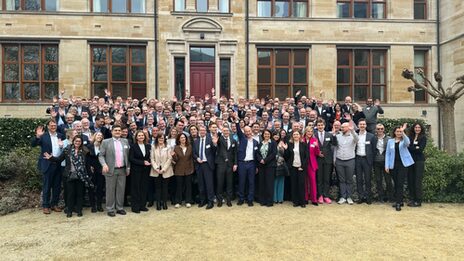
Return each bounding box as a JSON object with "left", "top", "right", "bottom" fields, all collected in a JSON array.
[{"left": 70, "top": 147, "right": 94, "bottom": 189}]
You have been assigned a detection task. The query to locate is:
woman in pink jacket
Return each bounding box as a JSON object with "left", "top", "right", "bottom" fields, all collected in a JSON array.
[{"left": 304, "top": 126, "right": 320, "bottom": 206}]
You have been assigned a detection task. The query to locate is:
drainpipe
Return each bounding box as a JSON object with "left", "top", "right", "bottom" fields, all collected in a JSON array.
[
  {"left": 245, "top": 0, "right": 250, "bottom": 99},
  {"left": 436, "top": 0, "right": 442, "bottom": 149},
  {"left": 154, "top": 0, "right": 159, "bottom": 99}
]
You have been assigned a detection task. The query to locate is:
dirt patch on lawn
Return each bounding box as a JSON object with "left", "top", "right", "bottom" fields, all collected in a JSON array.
[{"left": 1, "top": 203, "right": 463, "bottom": 260}]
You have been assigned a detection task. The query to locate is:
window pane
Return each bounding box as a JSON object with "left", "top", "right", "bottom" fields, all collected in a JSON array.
[
  {"left": 93, "top": 83, "right": 107, "bottom": 97},
  {"left": 293, "top": 85, "right": 307, "bottom": 97},
  {"left": 220, "top": 59, "right": 231, "bottom": 97},
  {"left": 337, "top": 85, "right": 350, "bottom": 101},
  {"left": 414, "top": 89, "right": 426, "bottom": 102},
  {"left": 112, "top": 0, "right": 127, "bottom": 13},
  {"left": 25, "top": 0, "right": 40, "bottom": 10},
  {"left": 293, "top": 2, "right": 307, "bottom": 17},
  {"left": 23, "top": 46, "right": 40, "bottom": 62},
  {"left": 132, "top": 48, "right": 146, "bottom": 63},
  {"left": 93, "top": 0, "right": 108, "bottom": 12},
  {"left": 45, "top": 0, "right": 58, "bottom": 11},
  {"left": 275, "top": 1, "right": 289, "bottom": 17},
  {"left": 372, "top": 3, "right": 385, "bottom": 18},
  {"left": 112, "top": 66, "right": 127, "bottom": 81},
  {"left": 112, "top": 47, "right": 127, "bottom": 63},
  {"left": 372, "top": 68, "right": 385, "bottom": 84},
  {"left": 219, "top": 0, "right": 229, "bottom": 13},
  {"left": 44, "top": 46, "right": 58, "bottom": 62},
  {"left": 174, "top": 57, "right": 185, "bottom": 100},
  {"left": 197, "top": 0, "right": 208, "bottom": 12},
  {"left": 258, "top": 50, "right": 271, "bottom": 65},
  {"left": 337, "top": 3, "right": 350, "bottom": 18},
  {"left": 293, "top": 68, "right": 307, "bottom": 83},
  {"left": 4, "top": 83, "right": 20, "bottom": 100},
  {"left": 354, "top": 85, "right": 367, "bottom": 101},
  {"left": 131, "top": 66, "right": 146, "bottom": 81},
  {"left": 257, "top": 1, "right": 271, "bottom": 17},
  {"left": 174, "top": 0, "right": 185, "bottom": 11},
  {"left": 275, "top": 85, "right": 289, "bottom": 100},
  {"left": 258, "top": 68, "right": 271, "bottom": 83},
  {"left": 293, "top": 50, "right": 307, "bottom": 65},
  {"left": 338, "top": 50, "right": 350, "bottom": 66},
  {"left": 44, "top": 83, "right": 58, "bottom": 100},
  {"left": 4, "top": 64, "right": 19, "bottom": 81},
  {"left": 353, "top": 2, "right": 368, "bottom": 18},
  {"left": 414, "top": 51, "right": 426, "bottom": 67},
  {"left": 337, "top": 68, "right": 350, "bottom": 84},
  {"left": 414, "top": 3, "right": 426, "bottom": 19},
  {"left": 24, "top": 64, "right": 39, "bottom": 81},
  {"left": 372, "top": 51, "right": 385, "bottom": 66},
  {"left": 4, "top": 46, "right": 19, "bottom": 62},
  {"left": 190, "top": 47, "right": 214, "bottom": 62},
  {"left": 92, "top": 65, "right": 108, "bottom": 81},
  {"left": 275, "top": 50, "right": 289, "bottom": 66},
  {"left": 24, "top": 83, "right": 40, "bottom": 100},
  {"left": 275, "top": 68, "right": 289, "bottom": 83},
  {"left": 257, "top": 85, "right": 271, "bottom": 99},
  {"left": 372, "top": 85, "right": 385, "bottom": 101},
  {"left": 44, "top": 64, "right": 58, "bottom": 81},
  {"left": 131, "top": 0, "right": 145, "bottom": 13},
  {"left": 112, "top": 83, "right": 128, "bottom": 98},
  {"left": 132, "top": 84, "right": 146, "bottom": 100},
  {"left": 354, "top": 69, "right": 368, "bottom": 83},
  {"left": 93, "top": 47, "right": 107, "bottom": 63},
  {"left": 354, "top": 50, "right": 369, "bottom": 66},
  {"left": 5, "top": 0, "right": 20, "bottom": 10}
]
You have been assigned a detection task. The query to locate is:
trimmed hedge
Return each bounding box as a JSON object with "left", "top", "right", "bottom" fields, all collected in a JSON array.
[
  {"left": 0, "top": 118, "right": 48, "bottom": 153},
  {"left": 377, "top": 117, "right": 428, "bottom": 137}
]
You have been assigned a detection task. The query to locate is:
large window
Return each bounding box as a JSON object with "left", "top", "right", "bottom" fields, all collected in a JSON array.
[
  {"left": 257, "top": 49, "right": 308, "bottom": 99},
  {"left": 414, "top": 0, "right": 427, "bottom": 19},
  {"left": 218, "top": 0, "right": 229, "bottom": 13},
  {"left": 257, "top": 0, "right": 308, "bottom": 17},
  {"left": 336, "top": 0, "right": 386, "bottom": 18},
  {"left": 414, "top": 50, "right": 428, "bottom": 103},
  {"left": 220, "top": 58, "right": 231, "bottom": 98},
  {"left": 174, "top": 0, "right": 185, "bottom": 11},
  {"left": 3, "top": 0, "right": 58, "bottom": 11},
  {"left": 2, "top": 44, "right": 58, "bottom": 101},
  {"left": 91, "top": 45, "right": 146, "bottom": 99},
  {"left": 196, "top": 0, "right": 208, "bottom": 12},
  {"left": 91, "top": 0, "right": 145, "bottom": 13},
  {"left": 337, "top": 49, "right": 387, "bottom": 102},
  {"left": 174, "top": 57, "right": 185, "bottom": 100}
]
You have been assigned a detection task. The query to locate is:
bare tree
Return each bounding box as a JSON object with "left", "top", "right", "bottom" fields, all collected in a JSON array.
[{"left": 402, "top": 68, "right": 464, "bottom": 154}]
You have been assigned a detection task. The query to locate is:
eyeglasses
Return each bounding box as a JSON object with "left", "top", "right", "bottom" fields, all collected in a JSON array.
[{"left": 376, "top": 128, "right": 384, "bottom": 130}]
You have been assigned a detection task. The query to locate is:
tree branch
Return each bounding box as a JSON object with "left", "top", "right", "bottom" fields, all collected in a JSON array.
[{"left": 417, "top": 69, "right": 444, "bottom": 96}]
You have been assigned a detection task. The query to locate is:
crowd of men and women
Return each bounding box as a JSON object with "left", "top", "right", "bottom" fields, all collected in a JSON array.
[{"left": 32, "top": 89, "right": 427, "bottom": 218}]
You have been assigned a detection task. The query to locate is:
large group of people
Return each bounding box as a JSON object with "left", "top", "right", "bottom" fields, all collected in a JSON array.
[{"left": 32, "top": 89, "right": 427, "bottom": 218}]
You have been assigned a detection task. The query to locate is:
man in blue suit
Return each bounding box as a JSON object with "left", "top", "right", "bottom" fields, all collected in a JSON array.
[
  {"left": 234, "top": 114, "right": 259, "bottom": 207},
  {"left": 193, "top": 125, "right": 217, "bottom": 209},
  {"left": 31, "top": 119, "right": 65, "bottom": 214}
]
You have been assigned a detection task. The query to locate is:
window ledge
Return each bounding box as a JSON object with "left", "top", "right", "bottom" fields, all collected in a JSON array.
[
  {"left": 171, "top": 11, "right": 233, "bottom": 17},
  {"left": 0, "top": 11, "right": 153, "bottom": 17},
  {"left": 250, "top": 17, "right": 436, "bottom": 23}
]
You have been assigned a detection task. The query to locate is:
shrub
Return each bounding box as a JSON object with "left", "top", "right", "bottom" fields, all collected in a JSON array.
[
  {"left": 0, "top": 118, "right": 48, "bottom": 153},
  {"left": 378, "top": 118, "right": 428, "bottom": 138},
  {"left": 0, "top": 146, "right": 42, "bottom": 191}
]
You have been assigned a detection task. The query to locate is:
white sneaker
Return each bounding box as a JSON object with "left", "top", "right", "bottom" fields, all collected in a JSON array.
[
  {"left": 347, "top": 198, "right": 354, "bottom": 205},
  {"left": 338, "top": 198, "right": 346, "bottom": 204},
  {"left": 174, "top": 204, "right": 180, "bottom": 208},
  {"left": 186, "top": 203, "right": 191, "bottom": 208}
]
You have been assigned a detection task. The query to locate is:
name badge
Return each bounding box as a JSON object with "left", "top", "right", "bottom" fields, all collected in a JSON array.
[
  {"left": 414, "top": 141, "right": 418, "bottom": 145},
  {"left": 310, "top": 144, "right": 316, "bottom": 148},
  {"left": 366, "top": 141, "right": 371, "bottom": 145},
  {"left": 325, "top": 138, "right": 330, "bottom": 141},
  {"left": 124, "top": 145, "right": 129, "bottom": 149},
  {"left": 416, "top": 146, "right": 420, "bottom": 149},
  {"left": 83, "top": 141, "right": 88, "bottom": 145},
  {"left": 254, "top": 146, "right": 258, "bottom": 150},
  {"left": 206, "top": 144, "right": 211, "bottom": 149},
  {"left": 231, "top": 144, "right": 235, "bottom": 148}
]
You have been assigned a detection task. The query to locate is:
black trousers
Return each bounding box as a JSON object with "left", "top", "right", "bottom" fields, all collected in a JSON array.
[
  {"left": 216, "top": 164, "right": 234, "bottom": 201},
  {"left": 88, "top": 171, "right": 105, "bottom": 207},
  {"left": 355, "top": 156, "right": 373, "bottom": 200},
  {"left": 391, "top": 162, "right": 408, "bottom": 204},
  {"left": 408, "top": 160, "right": 425, "bottom": 203},
  {"left": 258, "top": 166, "right": 276, "bottom": 205},
  {"left": 67, "top": 179, "right": 84, "bottom": 213},
  {"left": 175, "top": 175, "right": 193, "bottom": 204},
  {"left": 290, "top": 166, "right": 306, "bottom": 206},
  {"left": 154, "top": 176, "right": 170, "bottom": 202},
  {"left": 197, "top": 163, "right": 215, "bottom": 203},
  {"left": 374, "top": 161, "right": 394, "bottom": 201},
  {"left": 131, "top": 167, "right": 150, "bottom": 211},
  {"left": 316, "top": 159, "right": 333, "bottom": 198}
]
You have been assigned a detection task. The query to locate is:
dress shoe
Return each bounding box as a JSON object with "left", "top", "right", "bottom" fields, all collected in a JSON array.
[
  {"left": 357, "top": 198, "right": 366, "bottom": 204},
  {"left": 226, "top": 200, "right": 232, "bottom": 207},
  {"left": 91, "top": 206, "right": 97, "bottom": 213},
  {"left": 140, "top": 207, "right": 149, "bottom": 212},
  {"left": 414, "top": 202, "right": 422, "bottom": 207},
  {"left": 206, "top": 202, "right": 214, "bottom": 210},
  {"left": 77, "top": 212, "right": 83, "bottom": 217},
  {"left": 156, "top": 202, "right": 162, "bottom": 211},
  {"left": 247, "top": 201, "right": 254, "bottom": 207},
  {"left": 392, "top": 203, "right": 404, "bottom": 208},
  {"left": 198, "top": 202, "right": 206, "bottom": 208},
  {"left": 97, "top": 205, "right": 104, "bottom": 212},
  {"left": 43, "top": 208, "right": 51, "bottom": 214},
  {"left": 407, "top": 201, "right": 415, "bottom": 207},
  {"left": 132, "top": 209, "right": 140, "bottom": 214},
  {"left": 116, "top": 210, "right": 127, "bottom": 215},
  {"left": 217, "top": 201, "right": 223, "bottom": 207},
  {"left": 301, "top": 204, "right": 306, "bottom": 208},
  {"left": 51, "top": 206, "right": 63, "bottom": 212},
  {"left": 107, "top": 212, "right": 116, "bottom": 217},
  {"left": 266, "top": 203, "right": 273, "bottom": 207},
  {"left": 147, "top": 201, "right": 154, "bottom": 207},
  {"left": 67, "top": 212, "right": 72, "bottom": 218},
  {"left": 237, "top": 200, "right": 244, "bottom": 206},
  {"left": 311, "top": 202, "right": 318, "bottom": 206},
  {"left": 366, "top": 199, "right": 372, "bottom": 205},
  {"left": 395, "top": 203, "right": 402, "bottom": 211}
]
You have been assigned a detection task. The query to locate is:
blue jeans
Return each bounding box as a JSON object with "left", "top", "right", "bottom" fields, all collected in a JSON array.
[
  {"left": 238, "top": 161, "right": 256, "bottom": 202},
  {"left": 42, "top": 163, "right": 62, "bottom": 208}
]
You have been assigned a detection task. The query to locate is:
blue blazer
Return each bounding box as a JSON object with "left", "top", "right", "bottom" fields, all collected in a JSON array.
[
  {"left": 31, "top": 131, "right": 65, "bottom": 173},
  {"left": 193, "top": 135, "right": 217, "bottom": 170},
  {"left": 235, "top": 122, "right": 259, "bottom": 162},
  {"left": 385, "top": 135, "right": 415, "bottom": 169}
]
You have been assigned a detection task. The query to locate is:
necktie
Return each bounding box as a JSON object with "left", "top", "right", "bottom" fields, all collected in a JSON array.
[
  {"left": 200, "top": 138, "right": 204, "bottom": 161},
  {"left": 114, "top": 139, "right": 123, "bottom": 168}
]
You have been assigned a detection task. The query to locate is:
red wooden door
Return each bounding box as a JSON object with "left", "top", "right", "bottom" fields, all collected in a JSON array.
[{"left": 190, "top": 62, "right": 215, "bottom": 99}]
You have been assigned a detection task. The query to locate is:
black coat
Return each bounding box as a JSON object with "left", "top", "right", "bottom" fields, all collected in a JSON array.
[
  {"left": 284, "top": 142, "right": 309, "bottom": 171},
  {"left": 129, "top": 143, "right": 151, "bottom": 175},
  {"left": 257, "top": 140, "right": 277, "bottom": 168}
]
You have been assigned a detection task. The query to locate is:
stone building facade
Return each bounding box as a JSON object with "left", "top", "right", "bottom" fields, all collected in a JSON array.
[{"left": 0, "top": 0, "right": 462, "bottom": 150}]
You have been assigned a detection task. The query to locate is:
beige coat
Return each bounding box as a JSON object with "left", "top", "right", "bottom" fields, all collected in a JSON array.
[{"left": 150, "top": 145, "right": 174, "bottom": 178}]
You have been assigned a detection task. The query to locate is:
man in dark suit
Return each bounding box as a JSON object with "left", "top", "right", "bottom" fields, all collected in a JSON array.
[
  {"left": 315, "top": 119, "right": 338, "bottom": 204},
  {"left": 355, "top": 118, "right": 376, "bottom": 204},
  {"left": 31, "top": 119, "right": 65, "bottom": 214},
  {"left": 341, "top": 96, "right": 353, "bottom": 115},
  {"left": 215, "top": 126, "right": 238, "bottom": 207},
  {"left": 234, "top": 115, "right": 259, "bottom": 206},
  {"left": 373, "top": 123, "right": 393, "bottom": 202},
  {"left": 193, "top": 125, "right": 217, "bottom": 209}
]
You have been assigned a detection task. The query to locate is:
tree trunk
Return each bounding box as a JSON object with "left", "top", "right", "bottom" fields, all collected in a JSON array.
[{"left": 438, "top": 100, "right": 457, "bottom": 154}]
